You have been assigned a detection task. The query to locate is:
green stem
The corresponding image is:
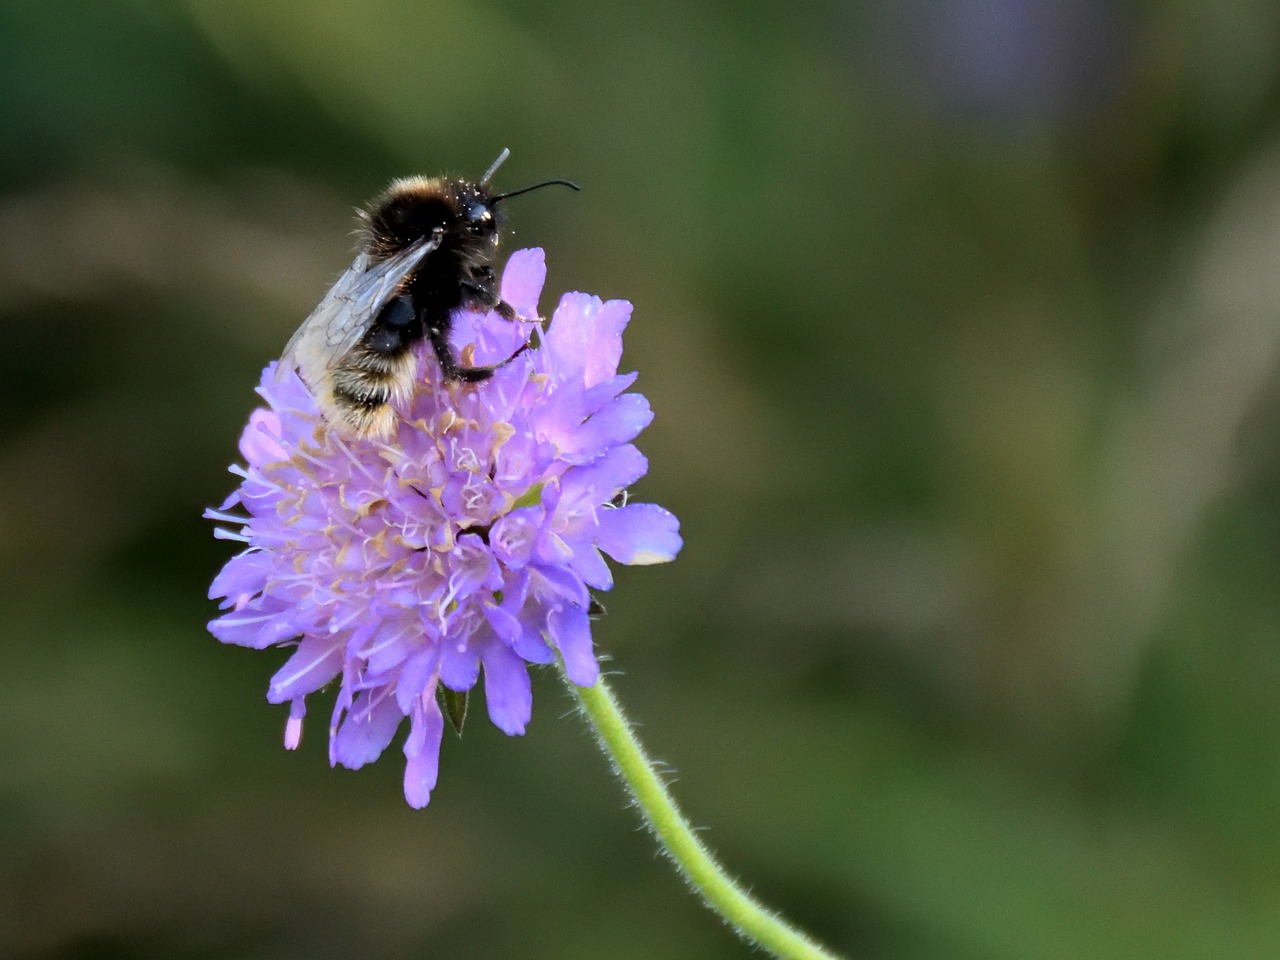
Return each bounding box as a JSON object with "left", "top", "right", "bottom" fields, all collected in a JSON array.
[{"left": 562, "top": 667, "right": 846, "bottom": 960}]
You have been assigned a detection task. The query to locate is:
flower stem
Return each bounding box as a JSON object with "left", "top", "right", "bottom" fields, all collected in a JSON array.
[{"left": 562, "top": 667, "right": 846, "bottom": 960}]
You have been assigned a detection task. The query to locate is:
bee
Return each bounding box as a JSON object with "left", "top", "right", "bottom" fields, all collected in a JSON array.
[{"left": 279, "top": 149, "right": 579, "bottom": 438}]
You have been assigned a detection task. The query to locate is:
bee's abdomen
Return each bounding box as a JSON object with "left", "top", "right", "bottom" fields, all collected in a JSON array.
[{"left": 329, "top": 344, "right": 417, "bottom": 438}]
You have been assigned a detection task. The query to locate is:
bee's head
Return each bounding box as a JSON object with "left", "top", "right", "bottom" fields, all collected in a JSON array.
[
  {"left": 452, "top": 165, "right": 583, "bottom": 250},
  {"left": 364, "top": 153, "right": 579, "bottom": 261},
  {"left": 456, "top": 183, "right": 501, "bottom": 246}
]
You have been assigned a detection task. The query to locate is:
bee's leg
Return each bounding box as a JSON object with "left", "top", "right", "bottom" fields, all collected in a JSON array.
[
  {"left": 429, "top": 320, "right": 532, "bottom": 383},
  {"left": 429, "top": 323, "right": 488, "bottom": 381},
  {"left": 459, "top": 268, "right": 529, "bottom": 323},
  {"left": 459, "top": 270, "right": 545, "bottom": 355}
]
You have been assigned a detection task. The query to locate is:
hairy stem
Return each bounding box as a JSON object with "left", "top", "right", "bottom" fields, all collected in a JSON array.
[{"left": 562, "top": 667, "right": 846, "bottom": 960}]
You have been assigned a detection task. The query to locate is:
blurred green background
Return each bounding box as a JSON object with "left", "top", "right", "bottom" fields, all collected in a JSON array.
[{"left": 4, "top": 1, "right": 1280, "bottom": 957}]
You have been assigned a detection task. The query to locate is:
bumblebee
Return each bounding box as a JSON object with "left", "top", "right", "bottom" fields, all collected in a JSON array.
[{"left": 279, "top": 150, "right": 578, "bottom": 438}]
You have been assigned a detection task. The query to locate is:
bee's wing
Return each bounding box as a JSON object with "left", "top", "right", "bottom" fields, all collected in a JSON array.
[{"left": 278, "top": 235, "right": 439, "bottom": 384}]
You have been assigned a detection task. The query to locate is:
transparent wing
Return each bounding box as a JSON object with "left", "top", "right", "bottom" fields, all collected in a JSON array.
[{"left": 277, "top": 235, "right": 439, "bottom": 384}]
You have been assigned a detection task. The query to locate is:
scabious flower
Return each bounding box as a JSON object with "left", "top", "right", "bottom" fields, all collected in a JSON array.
[{"left": 206, "top": 248, "right": 681, "bottom": 807}]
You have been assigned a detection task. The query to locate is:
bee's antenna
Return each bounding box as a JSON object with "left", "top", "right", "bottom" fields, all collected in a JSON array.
[
  {"left": 480, "top": 148, "right": 511, "bottom": 186},
  {"left": 490, "top": 179, "right": 581, "bottom": 202}
]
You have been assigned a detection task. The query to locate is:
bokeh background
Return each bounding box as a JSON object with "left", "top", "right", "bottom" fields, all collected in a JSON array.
[{"left": 5, "top": 1, "right": 1280, "bottom": 957}]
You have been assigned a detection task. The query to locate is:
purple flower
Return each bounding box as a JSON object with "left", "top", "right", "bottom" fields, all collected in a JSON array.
[{"left": 206, "top": 249, "right": 681, "bottom": 807}]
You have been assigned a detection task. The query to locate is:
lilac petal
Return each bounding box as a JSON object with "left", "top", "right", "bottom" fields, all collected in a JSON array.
[
  {"left": 268, "top": 634, "right": 345, "bottom": 703},
  {"left": 499, "top": 247, "right": 546, "bottom": 318},
  {"left": 567, "top": 539, "right": 613, "bottom": 591},
  {"left": 239, "top": 409, "right": 286, "bottom": 464},
  {"left": 597, "top": 503, "right": 683, "bottom": 565},
  {"left": 490, "top": 507, "right": 544, "bottom": 569},
  {"left": 548, "top": 604, "right": 598, "bottom": 686},
  {"left": 208, "top": 549, "right": 271, "bottom": 605},
  {"left": 484, "top": 603, "right": 523, "bottom": 645},
  {"left": 357, "top": 621, "right": 421, "bottom": 676},
  {"left": 511, "top": 616, "right": 555, "bottom": 664},
  {"left": 481, "top": 641, "right": 533, "bottom": 735},
  {"left": 284, "top": 699, "right": 306, "bottom": 750},
  {"left": 493, "top": 433, "right": 546, "bottom": 489},
  {"left": 333, "top": 687, "right": 403, "bottom": 769},
  {"left": 343, "top": 618, "right": 378, "bottom": 661},
  {"left": 327, "top": 664, "right": 356, "bottom": 767},
  {"left": 208, "top": 600, "right": 300, "bottom": 649},
  {"left": 559, "top": 445, "right": 649, "bottom": 510},
  {"left": 232, "top": 478, "right": 284, "bottom": 520},
  {"left": 543, "top": 292, "right": 598, "bottom": 379},
  {"left": 446, "top": 307, "right": 485, "bottom": 358},
  {"left": 395, "top": 647, "right": 439, "bottom": 713},
  {"left": 438, "top": 638, "right": 481, "bottom": 691},
  {"left": 448, "top": 536, "right": 504, "bottom": 594},
  {"left": 532, "top": 374, "right": 634, "bottom": 443},
  {"left": 530, "top": 564, "right": 590, "bottom": 608},
  {"left": 500, "top": 568, "right": 530, "bottom": 612},
  {"left": 561, "top": 394, "right": 653, "bottom": 460},
  {"left": 403, "top": 692, "right": 445, "bottom": 809},
  {"left": 545, "top": 295, "right": 631, "bottom": 388},
  {"left": 258, "top": 361, "right": 314, "bottom": 412},
  {"left": 583, "top": 299, "right": 632, "bottom": 387},
  {"left": 532, "top": 530, "right": 574, "bottom": 567},
  {"left": 579, "top": 372, "right": 639, "bottom": 416}
]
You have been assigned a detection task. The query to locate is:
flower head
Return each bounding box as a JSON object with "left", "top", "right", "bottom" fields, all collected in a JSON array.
[{"left": 207, "top": 249, "right": 681, "bottom": 807}]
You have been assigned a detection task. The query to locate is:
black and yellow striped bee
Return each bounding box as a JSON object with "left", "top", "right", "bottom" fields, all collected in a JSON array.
[{"left": 279, "top": 150, "right": 577, "bottom": 438}]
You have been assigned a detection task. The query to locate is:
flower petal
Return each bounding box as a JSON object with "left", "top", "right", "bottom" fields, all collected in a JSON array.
[
  {"left": 403, "top": 691, "right": 445, "bottom": 809},
  {"left": 481, "top": 641, "right": 533, "bottom": 735},
  {"left": 333, "top": 687, "right": 403, "bottom": 770},
  {"left": 395, "top": 647, "right": 440, "bottom": 714},
  {"left": 208, "top": 548, "right": 271, "bottom": 606},
  {"left": 548, "top": 604, "right": 598, "bottom": 686},
  {"left": 268, "top": 634, "right": 345, "bottom": 703},
  {"left": 560, "top": 394, "right": 653, "bottom": 461},
  {"left": 499, "top": 247, "right": 546, "bottom": 318},
  {"left": 490, "top": 506, "right": 544, "bottom": 569},
  {"left": 239, "top": 408, "right": 286, "bottom": 465},
  {"left": 208, "top": 598, "right": 300, "bottom": 649},
  {"left": 438, "top": 636, "right": 481, "bottom": 691},
  {"left": 284, "top": 699, "right": 306, "bottom": 750},
  {"left": 597, "top": 503, "right": 683, "bottom": 565},
  {"left": 559, "top": 446, "right": 649, "bottom": 511},
  {"left": 511, "top": 618, "right": 555, "bottom": 664},
  {"left": 483, "top": 603, "right": 523, "bottom": 645},
  {"left": 567, "top": 540, "right": 613, "bottom": 591},
  {"left": 530, "top": 564, "right": 590, "bottom": 608},
  {"left": 544, "top": 294, "right": 631, "bottom": 388}
]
